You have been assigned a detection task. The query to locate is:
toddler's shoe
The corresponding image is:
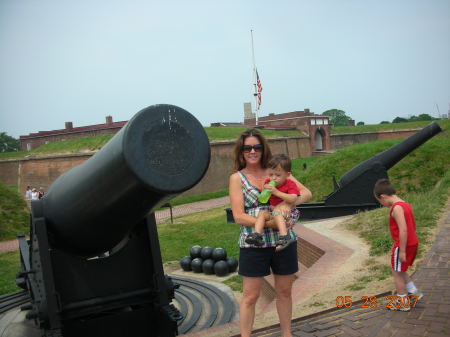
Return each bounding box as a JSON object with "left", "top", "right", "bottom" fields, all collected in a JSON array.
[
  {"left": 245, "top": 232, "right": 264, "bottom": 246},
  {"left": 275, "top": 235, "right": 296, "bottom": 251}
]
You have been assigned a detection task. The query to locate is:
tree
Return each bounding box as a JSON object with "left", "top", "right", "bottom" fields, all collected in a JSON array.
[
  {"left": 321, "top": 109, "right": 352, "bottom": 126},
  {"left": 380, "top": 121, "right": 390, "bottom": 124},
  {"left": 0, "top": 132, "right": 19, "bottom": 152},
  {"left": 392, "top": 117, "right": 408, "bottom": 123},
  {"left": 416, "top": 114, "right": 433, "bottom": 121},
  {"left": 356, "top": 121, "right": 365, "bottom": 126}
]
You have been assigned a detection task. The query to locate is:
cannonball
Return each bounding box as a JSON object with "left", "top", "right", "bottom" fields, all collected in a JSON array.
[
  {"left": 180, "top": 256, "right": 192, "bottom": 271},
  {"left": 190, "top": 245, "right": 202, "bottom": 259},
  {"left": 212, "top": 247, "right": 227, "bottom": 261},
  {"left": 191, "top": 257, "right": 203, "bottom": 273},
  {"left": 214, "top": 260, "right": 229, "bottom": 277},
  {"left": 226, "top": 257, "right": 239, "bottom": 273},
  {"left": 202, "top": 258, "right": 215, "bottom": 274},
  {"left": 200, "top": 246, "right": 213, "bottom": 260}
]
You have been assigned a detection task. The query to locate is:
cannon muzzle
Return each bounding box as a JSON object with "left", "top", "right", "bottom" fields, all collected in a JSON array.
[
  {"left": 339, "top": 121, "right": 442, "bottom": 187},
  {"left": 296, "top": 121, "right": 443, "bottom": 218},
  {"left": 41, "top": 104, "right": 210, "bottom": 256}
]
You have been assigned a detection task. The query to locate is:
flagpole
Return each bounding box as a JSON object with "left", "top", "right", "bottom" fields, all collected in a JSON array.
[{"left": 251, "top": 30, "right": 258, "bottom": 126}]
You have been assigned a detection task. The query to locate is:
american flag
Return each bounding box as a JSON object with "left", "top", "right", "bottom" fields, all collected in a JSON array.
[{"left": 256, "top": 69, "right": 263, "bottom": 110}]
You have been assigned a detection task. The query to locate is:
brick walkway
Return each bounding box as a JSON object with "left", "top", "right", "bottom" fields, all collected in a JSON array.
[
  {"left": 0, "top": 196, "right": 230, "bottom": 253},
  {"left": 2, "top": 196, "right": 449, "bottom": 336},
  {"left": 241, "top": 204, "right": 450, "bottom": 337}
]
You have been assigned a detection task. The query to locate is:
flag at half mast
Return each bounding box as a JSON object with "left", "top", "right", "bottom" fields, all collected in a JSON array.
[{"left": 255, "top": 69, "right": 263, "bottom": 110}]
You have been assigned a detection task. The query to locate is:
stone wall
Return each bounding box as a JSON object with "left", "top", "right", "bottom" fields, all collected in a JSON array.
[
  {"left": 330, "top": 129, "right": 417, "bottom": 150},
  {"left": 0, "top": 137, "right": 311, "bottom": 197},
  {"left": 20, "top": 128, "right": 121, "bottom": 151},
  {"left": 0, "top": 129, "right": 420, "bottom": 197},
  {"left": 0, "top": 160, "right": 19, "bottom": 187}
]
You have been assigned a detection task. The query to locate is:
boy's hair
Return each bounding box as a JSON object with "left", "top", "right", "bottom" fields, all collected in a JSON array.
[
  {"left": 373, "top": 178, "right": 397, "bottom": 197},
  {"left": 268, "top": 154, "right": 291, "bottom": 172}
]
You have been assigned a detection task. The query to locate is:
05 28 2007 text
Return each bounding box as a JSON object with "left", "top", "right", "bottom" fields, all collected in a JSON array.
[{"left": 335, "top": 295, "right": 419, "bottom": 309}]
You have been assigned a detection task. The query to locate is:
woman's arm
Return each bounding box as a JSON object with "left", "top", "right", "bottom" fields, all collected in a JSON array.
[
  {"left": 272, "top": 175, "right": 312, "bottom": 223},
  {"left": 288, "top": 175, "right": 312, "bottom": 205},
  {"left": 229, "top": 173, "right": 258, "bottom": 227}
]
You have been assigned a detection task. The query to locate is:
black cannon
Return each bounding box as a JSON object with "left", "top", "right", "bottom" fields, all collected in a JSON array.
[
  {"left": 15, "top": 104, "right": 211, "bottom": 337},
  {"left": 298, "top": 121, "right": 442, "bottom": 219},
  {"left": 225, "top": 122, "right": 442, "bottom": 222}
]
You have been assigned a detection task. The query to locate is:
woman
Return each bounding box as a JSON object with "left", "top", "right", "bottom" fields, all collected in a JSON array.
[{"left": 229, "top": 128, "right": 312, "bottom": 337}]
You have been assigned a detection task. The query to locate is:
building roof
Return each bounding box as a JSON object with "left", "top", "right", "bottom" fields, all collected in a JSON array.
[{"left": 20, "top": 121, "right": 127, "bottom": 139}]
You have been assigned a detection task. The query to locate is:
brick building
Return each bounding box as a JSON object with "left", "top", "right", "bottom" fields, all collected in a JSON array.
[
  {"left": 19, "top": 116, "right": 126, "bottom": 151},
  {"left": 244, "top": 109, "right": 331, "bottom": 152},
  {"left": 21, "top": 109, "right": 331, "bottom": 153}
]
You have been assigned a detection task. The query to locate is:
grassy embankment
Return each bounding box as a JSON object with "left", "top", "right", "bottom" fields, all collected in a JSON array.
[
  {"left": 292, "top": 119, "right": 450, "bottom": 289},
  {"left": 0, "top": 127, "right": 302, "bottom": 161},
  {"left": 1, "top": 120, "right": 449, "bottom": 294},
  {"left": 0, "top": 182, "right": 29, "bottom": 294},
  {"left": 330, "top": 120, "right": 441, "bottom": 134},
  {"left": 0, "top": 120, "right": 439, "bottom": 161}
]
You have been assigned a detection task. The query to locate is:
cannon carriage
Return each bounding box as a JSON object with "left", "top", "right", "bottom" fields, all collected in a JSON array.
[{"left": 15, "top": 104, "right": 211, "bottom": 337}]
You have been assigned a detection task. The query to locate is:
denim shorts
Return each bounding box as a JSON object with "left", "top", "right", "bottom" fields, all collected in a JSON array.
[{"left": 238, "top": 242, "right": 298, "bottom": 277}]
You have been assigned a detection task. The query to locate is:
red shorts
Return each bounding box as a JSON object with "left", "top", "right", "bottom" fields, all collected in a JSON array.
[{"left": 391, "top": 244, "right": 418, "bottom": 272}]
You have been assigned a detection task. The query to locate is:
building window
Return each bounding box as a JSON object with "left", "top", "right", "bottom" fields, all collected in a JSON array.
[
  {"left": 324, "top": 119, "right": 329, "bottom": 125},
  {"left": 311, "top": 119, "right": 316, "bottom": 125},
  {"left": 317, "top": 119, "right": 323, "bottom": 125},
  {"left": 26, "top": 143, "right": 31, "bottom": 151}
]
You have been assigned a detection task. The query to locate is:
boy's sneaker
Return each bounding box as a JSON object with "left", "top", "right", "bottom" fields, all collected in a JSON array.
[
  {"left": 245, "top": 232, "right": 264, "bottom": 246},
  {"left": 407, "top": 289, "right": 423, "bottom": 301},
  {"left": 387, "top": 296, "right": 411, "bottom": 312},
  {"left": 275, "top": 235, "right": 296, "bottom": 251}
]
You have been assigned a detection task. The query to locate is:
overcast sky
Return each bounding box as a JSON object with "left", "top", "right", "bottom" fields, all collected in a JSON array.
[{"left": 1, "top": 0, "right": 449, "bottom": 138}]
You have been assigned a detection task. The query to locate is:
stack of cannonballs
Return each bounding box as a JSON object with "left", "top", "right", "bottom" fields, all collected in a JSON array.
[{"left": 179, "top": 245, "right": 238, "bottom": 277}]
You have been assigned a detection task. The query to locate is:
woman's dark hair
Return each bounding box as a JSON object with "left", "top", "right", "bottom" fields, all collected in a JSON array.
[{"left": 232, "top": 128, "right": 272, "bottom": 171}]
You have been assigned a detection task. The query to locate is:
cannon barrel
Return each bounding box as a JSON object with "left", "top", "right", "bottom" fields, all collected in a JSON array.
[
  {"left": 339, "top": 122, "right": 442, "bottom": 187},
  {"left": 41, "top": 104, "right": 210, "bottom": 256}
]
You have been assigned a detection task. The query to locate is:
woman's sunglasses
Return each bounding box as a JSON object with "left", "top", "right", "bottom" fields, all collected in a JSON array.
[{"left": 242, "top": 144, "right": 263, "bottom": 153}]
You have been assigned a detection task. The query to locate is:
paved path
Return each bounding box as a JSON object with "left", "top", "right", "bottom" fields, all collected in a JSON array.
[{"left": 0, "top": 196, "right": 230, "bottom": 253}]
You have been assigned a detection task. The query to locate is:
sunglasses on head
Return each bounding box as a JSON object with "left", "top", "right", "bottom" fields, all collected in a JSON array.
[{"left": 242, "top": 144, "right": 263, "bottom": 153}]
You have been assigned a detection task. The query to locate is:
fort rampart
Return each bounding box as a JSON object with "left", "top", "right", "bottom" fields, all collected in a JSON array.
[{"left": 0, "top": 129, "right": 418, "bottom": 197}]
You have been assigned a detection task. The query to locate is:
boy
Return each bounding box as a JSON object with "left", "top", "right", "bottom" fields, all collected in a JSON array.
[
  {"left": 245, "top": 154, "right": 300, "bottom": 251},
  {"left": 373, "top": 179, "right": 423, "bottom": 311}
]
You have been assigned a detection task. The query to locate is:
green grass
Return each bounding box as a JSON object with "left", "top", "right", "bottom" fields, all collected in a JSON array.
[
  {"left": 0, "top": 134, "right": 114, "bottom": 160},
  {"left": 223, "top": 274, "right": 243, "bottom": 292},
  {"left": 331, "top": 120, "right": 449, "bottom": 134},
  {"left": 344, "top": 260, "right": 392, "bottom": 291},
  {"left": 167, "top": 189, "right": 228, "bottom": 207},
  {"left": 2, "top": 120, "right": 448, "bottom": 161},
  {"left": 348, "top": 169, "right": 450, "bottom": 257},
  {"left": 0, "top": 251, "right": 21, "bottom": 295},
  {"left": 0, "top": 182, "right": 29, "bottom": 241},
  {"left": 205, "top": 126, "right": 303, "bottom": 141},
  {"left": 291, "top": 157, "right": 320, "bottom": 179},
  {"left": 0, "top": 206, "right": 238, "bottom": 296},
  {"left": 292, "top": 120, "right": 450, "bottom": 202},
  {"left": 157, "top": 206, "right": 239, "bottom": 263},
  {"left": 0, "top": 128, "right": 303, "bottom": 160}
]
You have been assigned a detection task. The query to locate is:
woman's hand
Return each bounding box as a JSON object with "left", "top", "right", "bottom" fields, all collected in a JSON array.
[{"left": 288, "top": 174, "right": 312, "bottom": 204}]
